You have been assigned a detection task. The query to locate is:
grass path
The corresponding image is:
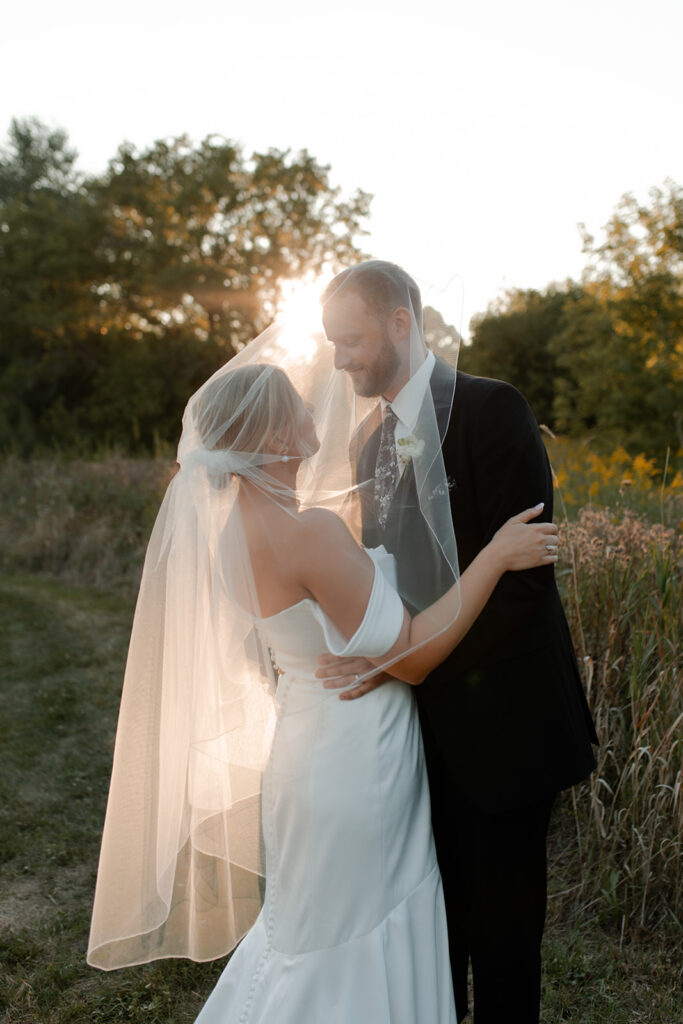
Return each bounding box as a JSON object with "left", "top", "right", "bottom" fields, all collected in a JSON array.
[{"left": 1, "top": 575, "right": 680, "bottom": 1022}]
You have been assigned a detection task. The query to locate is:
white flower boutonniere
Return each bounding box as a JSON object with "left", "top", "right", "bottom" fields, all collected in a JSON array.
[{"left": 396, "top": 434, "right": 425, "bottom": 466}]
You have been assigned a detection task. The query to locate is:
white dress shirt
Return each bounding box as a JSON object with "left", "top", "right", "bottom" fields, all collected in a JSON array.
[{"left": 381, "top": 349, "right": 436, "bottom": 476}]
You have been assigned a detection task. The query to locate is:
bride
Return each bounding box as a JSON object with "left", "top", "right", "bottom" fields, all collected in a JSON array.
[{"left": 87, "top": 306, "right": 558, "bottom": 1023}]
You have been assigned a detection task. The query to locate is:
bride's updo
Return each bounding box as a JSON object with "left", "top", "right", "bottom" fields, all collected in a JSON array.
[{"left": 194, "top": 363, "right": 310, "bottom": 460}]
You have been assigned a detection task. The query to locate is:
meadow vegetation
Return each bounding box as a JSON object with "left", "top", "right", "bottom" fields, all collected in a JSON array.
[
  {"left": 0, "top": 456, "right": 174, "bottom": 596},
  {"left": 1, "top": 447, "right": 681, "bottom": 1022},
  {"left": 2, "top": 116, "right": 681, "bottom": 1020},
  {"left": 547, "top": 435, "right": 682, "bottom": 524}
]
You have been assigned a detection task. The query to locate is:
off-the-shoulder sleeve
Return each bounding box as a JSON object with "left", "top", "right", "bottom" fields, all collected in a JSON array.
[{"left": 312, "top": 546, "right": 405, "bottom": 658}]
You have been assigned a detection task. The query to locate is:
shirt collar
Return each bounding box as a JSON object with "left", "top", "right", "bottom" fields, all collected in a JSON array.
[{"left": 381, "top": 349, "right": 435, "bottom": 432}]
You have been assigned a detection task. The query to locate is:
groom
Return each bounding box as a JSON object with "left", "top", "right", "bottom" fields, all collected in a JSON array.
[{"left": 319, "top": 261, "right": 597, "bottom": 1024}]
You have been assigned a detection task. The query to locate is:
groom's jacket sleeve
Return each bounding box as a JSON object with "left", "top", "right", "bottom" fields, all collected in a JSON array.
[{"left": 444, "top": 376, "right": 556, "bottom": 674}]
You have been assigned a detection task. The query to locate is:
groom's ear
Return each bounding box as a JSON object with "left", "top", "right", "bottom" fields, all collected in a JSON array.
[{"left": 388, "top": 306, "right": 412, "bottom": 342}]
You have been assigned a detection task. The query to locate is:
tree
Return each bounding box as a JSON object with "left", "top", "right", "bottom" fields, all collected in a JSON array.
[
  {"left": 0, "top": 120, "right": 371, "bottom": 453},
  {"left": 460, "top": 286, "right": 575, "bottom": 426},
  {"left": 423, "top": 306, "right": 461, "bottom": 367},
  {"left": 553, "top": 181, "right": 683, "bottom": 454},
  {"left": 0, "top": 117, "right": 78, "bottom": 199},
  {"left": 0, "top": 118, "right": 107, "bottom": 451},
  {"left": 93, "top": 136, "right": 370, "bottom": 349},
  {"left": 458, "top": 182, "right": 682, "bottom": 457}
]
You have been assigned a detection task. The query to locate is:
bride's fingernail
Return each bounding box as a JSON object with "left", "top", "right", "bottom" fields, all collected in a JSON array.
[{"left": 534, "top": 502, "right": 544, "bottom": 510}]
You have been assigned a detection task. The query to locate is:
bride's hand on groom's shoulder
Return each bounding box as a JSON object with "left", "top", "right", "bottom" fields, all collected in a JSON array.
[
  {"left": 316, "top": 655, "right": 391, "bottom": 701},
  {"left": 491, "top": 503, "right": 559, "bottom": 572}
]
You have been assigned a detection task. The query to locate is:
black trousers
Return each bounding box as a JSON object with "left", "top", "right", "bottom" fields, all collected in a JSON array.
[{"left": 430, "top": 778, "right": 555, "bottom": 1024}]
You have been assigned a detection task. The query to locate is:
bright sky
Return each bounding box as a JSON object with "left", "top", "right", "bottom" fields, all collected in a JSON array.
[{"left": 4, "top": 0, "right": 681, "bottom": 336}]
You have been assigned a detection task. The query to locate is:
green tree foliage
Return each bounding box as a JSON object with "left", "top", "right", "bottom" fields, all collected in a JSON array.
[
  {"left": 0, "top": 119, "right": 370, "bottom": 453},
  {"left": 552, "top": 182, "right": 682, "bottom": 455},
  {"left": 0, "top": 119, "right": 104, "bottom": 451},
  {"left": 93, "top": 135, "right": 369, "bottom": 346},
  {"left": 461, "top": 287, "right": 576, "bottom": 425},
  {"left": 461, "top": 181, "right": 682, "bottom": 457}
]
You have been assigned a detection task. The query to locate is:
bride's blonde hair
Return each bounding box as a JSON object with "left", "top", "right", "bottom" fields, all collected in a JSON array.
[{"left": 195, "top": 364, "right": 308, "bottom": 457}]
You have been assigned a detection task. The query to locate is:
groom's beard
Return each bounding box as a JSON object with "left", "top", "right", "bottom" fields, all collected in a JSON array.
[{"left": 349, "top": 329, "right": 400, "bottom": 398}]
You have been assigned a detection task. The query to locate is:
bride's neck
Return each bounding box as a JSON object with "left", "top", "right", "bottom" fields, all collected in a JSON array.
[
  {"left": 239, "top": 458, "right": 301, "bottom": 509},
  {"left": 266, "top": 457, "right": 300, "bottom": 492}
]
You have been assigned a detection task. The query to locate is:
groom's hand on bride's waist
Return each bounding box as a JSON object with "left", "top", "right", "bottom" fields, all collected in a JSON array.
[{"left": 316, "top": 655, "right": 391, "bottom": 701}]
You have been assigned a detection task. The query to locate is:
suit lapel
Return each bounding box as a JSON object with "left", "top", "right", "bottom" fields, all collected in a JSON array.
[{"left": 430, "top": 357, "right": 456, "bottom": 443}]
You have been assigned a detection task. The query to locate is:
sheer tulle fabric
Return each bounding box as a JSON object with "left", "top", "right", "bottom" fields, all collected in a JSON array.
[{"left": 88, "top": 268, "right": 458, "bottom": 969}]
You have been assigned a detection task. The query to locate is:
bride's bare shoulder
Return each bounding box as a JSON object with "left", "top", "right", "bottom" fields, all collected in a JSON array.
[
  {"left": 289, "top": 508, "right": 361, "bottom": 566},
  {"left": 293, "top": 506, "right": 372, "bottom": 595},
  {"left": 296, "top": 506, "right": 354, "bottom": 544}
]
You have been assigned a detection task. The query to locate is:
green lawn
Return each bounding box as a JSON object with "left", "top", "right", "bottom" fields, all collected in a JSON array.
[{"left": 1, "top": 575, "right": 680, "bottom": 1023}]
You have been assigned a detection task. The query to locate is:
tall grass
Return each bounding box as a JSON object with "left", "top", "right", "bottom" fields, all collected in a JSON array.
[
  {"left": 551, "top": 508, "right": 682, "bottom": 944},
  {"left": 2, "top": 449, "right": 682, "bottom": 954},
  {"left": 0, "top": 456, "right": 174, "bottom": 594}
]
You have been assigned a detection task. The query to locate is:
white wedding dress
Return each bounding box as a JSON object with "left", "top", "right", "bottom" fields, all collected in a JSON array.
[{"left": 195, "top": 549, "right": 457, "bottom": 1023}]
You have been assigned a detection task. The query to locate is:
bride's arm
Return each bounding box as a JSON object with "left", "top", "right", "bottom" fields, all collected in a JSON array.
[
  {"left": 385, "top": 507, "right": 554, "bottom": 683},
  {"left": 297, "top": 505, "right": 558, "bottom": 685}
]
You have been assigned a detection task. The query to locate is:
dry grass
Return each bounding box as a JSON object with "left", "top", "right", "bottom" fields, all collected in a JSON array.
[
  {"left": 0, "top": 456, "right": 174, "bottom": 595},
  {"left": 1, "top": 572, "right": 681, "bottom": 1024},
  {"left": 551, "top": 507, "right": 682, "bottom": 947},
  {"left": 1, "top": 452, "right": 682, "bottom": 1020}
]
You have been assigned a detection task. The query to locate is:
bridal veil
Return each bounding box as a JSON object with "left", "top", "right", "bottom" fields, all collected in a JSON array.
[{"left": 87, "top": 261, "right": 459, "bottom": 969}]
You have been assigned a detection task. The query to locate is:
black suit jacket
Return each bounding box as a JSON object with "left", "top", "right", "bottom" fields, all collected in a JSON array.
[{"left": 356, "top": 358, "right": 597, "bottom": 812}]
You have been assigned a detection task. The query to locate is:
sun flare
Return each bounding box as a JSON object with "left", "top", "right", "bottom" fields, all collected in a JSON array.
[{"left": 277, "top": 276, "right": 327, "bottom": 361}]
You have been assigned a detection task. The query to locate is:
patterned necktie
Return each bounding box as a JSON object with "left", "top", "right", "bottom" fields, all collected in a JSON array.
[{"left": 375, "top": 405, "right": 399, "bottom": 528}]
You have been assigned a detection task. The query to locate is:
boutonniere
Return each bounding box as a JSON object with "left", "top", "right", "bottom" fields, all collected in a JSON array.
[{"left": 396, "top": 434, "right": 425, "bottom": 465}]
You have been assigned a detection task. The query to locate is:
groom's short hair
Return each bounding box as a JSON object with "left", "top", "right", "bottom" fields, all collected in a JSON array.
[{"left": 322, "top": 260, "right": 423, "bottom": 335}]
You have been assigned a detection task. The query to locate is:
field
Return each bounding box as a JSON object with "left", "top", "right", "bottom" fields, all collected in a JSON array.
[{"left": 1, "top": 447, "right": 681, "bottom": 1023}]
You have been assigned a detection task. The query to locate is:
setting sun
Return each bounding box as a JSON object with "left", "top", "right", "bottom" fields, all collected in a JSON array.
[{"left": 275, "top": 275, "right": 327, "bottom": 361}]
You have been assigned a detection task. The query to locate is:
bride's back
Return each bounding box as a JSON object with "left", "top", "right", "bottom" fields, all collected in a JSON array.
[{"left": 230, "top": 487, "right": 316, "bottom": 618}]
